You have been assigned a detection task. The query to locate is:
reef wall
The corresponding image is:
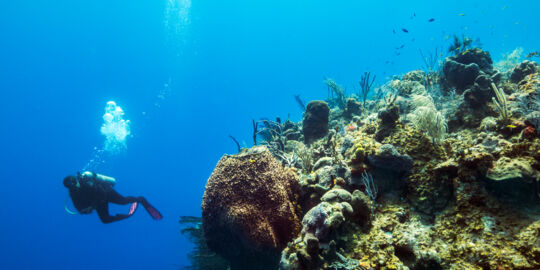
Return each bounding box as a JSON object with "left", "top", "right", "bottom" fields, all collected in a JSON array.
[{"left": 196, "top": 48, "right": 540, "bottom": 269}]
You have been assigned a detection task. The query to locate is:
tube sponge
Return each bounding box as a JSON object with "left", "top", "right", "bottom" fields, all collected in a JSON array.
[{"left": 100, "top": 101, "right": 130, "bottom": 153}]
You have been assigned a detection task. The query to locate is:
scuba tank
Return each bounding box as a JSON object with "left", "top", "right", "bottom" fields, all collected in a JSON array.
[{"left": 80, "top": 171, "right": 116, "bottom": 186}]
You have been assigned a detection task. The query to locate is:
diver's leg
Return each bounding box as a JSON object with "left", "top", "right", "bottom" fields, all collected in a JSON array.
[
  {"left": 96, "top": 202, "right": 131, "bottom": 224},
  {"left": 107, "top": 189, "right": 140, "bottom": 205},
  {"left": 107, "top": 190, "right": 162, "bottom": 220}
]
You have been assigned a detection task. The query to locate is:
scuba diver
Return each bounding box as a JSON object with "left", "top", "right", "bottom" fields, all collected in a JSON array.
[{"left": 63, "top": 171, "right": 163, "bottom": 223}]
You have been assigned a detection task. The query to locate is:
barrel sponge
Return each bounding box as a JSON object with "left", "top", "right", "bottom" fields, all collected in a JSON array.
[{"left": 201, "top": 146, "right": 302, "bottom": 269}]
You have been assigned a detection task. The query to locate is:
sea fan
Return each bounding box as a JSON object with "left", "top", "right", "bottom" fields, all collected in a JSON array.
[
  {"left": 179, "top": 216, "right": 229, "bottom": 270},
  {"left": 409, "top": 95, "right": 447, "bottom": 144}
]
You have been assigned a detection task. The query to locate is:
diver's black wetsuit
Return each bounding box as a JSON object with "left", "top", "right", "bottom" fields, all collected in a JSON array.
[{"left": 69, "top": 175, "right": 150, "bottom": 224}]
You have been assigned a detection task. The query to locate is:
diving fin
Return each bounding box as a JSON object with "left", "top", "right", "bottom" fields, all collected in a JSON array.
[{"left": 143, "top": 203, "right": 163, "bottom": 220}]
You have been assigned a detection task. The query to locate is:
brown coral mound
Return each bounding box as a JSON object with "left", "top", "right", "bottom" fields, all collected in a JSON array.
[
  {"left": 201, "top": 146, "right": 302, "bottom": 269},
  {"left": 303, "top": 100, "right": 330, "bottom": 144}
]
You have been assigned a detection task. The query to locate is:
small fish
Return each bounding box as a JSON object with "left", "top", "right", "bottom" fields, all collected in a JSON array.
[
  {"left": 506, "top": 124, "right": 517, "bottom": 129},
  {"left": 526, "top": 51, "right": 539, "bottom": 58},
  {"left": 399, "top": 44, "right": 405, "bottom": 49},
  {"left": 249, "top": 159, "right": 256, "bottom": 163},
  {"left": 393, "top": 29, "right": 396, "bottom": 34},
  {"left": 402, "top": 28, "right": 409, "bottom": 33},
  {"left": 428, "top": 18, "right": 435, "bottom": 22},
  {"left": 459, "top": 13, "right": 466, "bottom": 16}
]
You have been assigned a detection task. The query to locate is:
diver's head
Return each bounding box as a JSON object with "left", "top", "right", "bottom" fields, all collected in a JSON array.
[{"left": 63, "top": 175, "right": 78, "bottom": 189}]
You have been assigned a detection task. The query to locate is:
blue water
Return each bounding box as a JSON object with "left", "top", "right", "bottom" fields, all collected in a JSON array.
[{"left": 0, "top": 1, "right": 538, "bottom": 269}]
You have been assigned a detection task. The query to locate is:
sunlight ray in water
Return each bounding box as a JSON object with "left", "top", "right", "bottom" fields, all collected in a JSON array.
[{"left": 164, "top": 0, "right": 191, "bottom": 51}]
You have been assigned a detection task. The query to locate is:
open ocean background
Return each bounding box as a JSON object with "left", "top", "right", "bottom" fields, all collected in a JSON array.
[{"left": 0, "top": 1, "right": 538, "bottom": 269}]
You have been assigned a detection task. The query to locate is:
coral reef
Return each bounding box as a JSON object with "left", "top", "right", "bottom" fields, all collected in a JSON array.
[
  {"left": 367, "top": 144, "right": 413, "bottom": 173},
  {"left": 511, "top": 60, "right": 539, "bottom": 83},
  {"left": 187, "top": 47, "right": 540, "bottom": 270},
  {"left": 443, "top": 58, "right": 481, "bottom": 91},
  {"left": 443, "top": 48, "right": 496, "bottom": 92},
  {"left": 486, "top": 156, "right": 539, "bottom": 203},
  {"left": 279, "top": 186, "right": 371, "bottom": 270}
]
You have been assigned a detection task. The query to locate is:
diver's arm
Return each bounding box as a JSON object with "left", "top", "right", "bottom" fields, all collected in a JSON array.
[{"left": 97, "top": 212, "right": 131, "bottom": 224}]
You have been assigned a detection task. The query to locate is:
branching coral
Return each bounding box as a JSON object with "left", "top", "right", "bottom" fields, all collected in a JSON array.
[
  {"left": 491, "top": 83, "right": 511, "bottom": 124},
  {"left": 361, "top": 171, "right": 377, "bottom": 214},
  {"left": 257, "top": 119, "right": 286, "bottom": 153},
  {"left": 324, "top": 78, "right": 347, "bottom": 109},
  {"left": 419, "top": 48, "right": 442, "bottom": 91},
  {"left": 447, "top": 34, "right": 476, "bottom": 55},
  {"left": 297, "top": 144, "right": 314, "bottom": 174},
  {"left": 275, "top": 150, "right": 300, "bottom": 168},
  {"left": 359, "top": 72, "right": 376, "bottom": 108}
]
